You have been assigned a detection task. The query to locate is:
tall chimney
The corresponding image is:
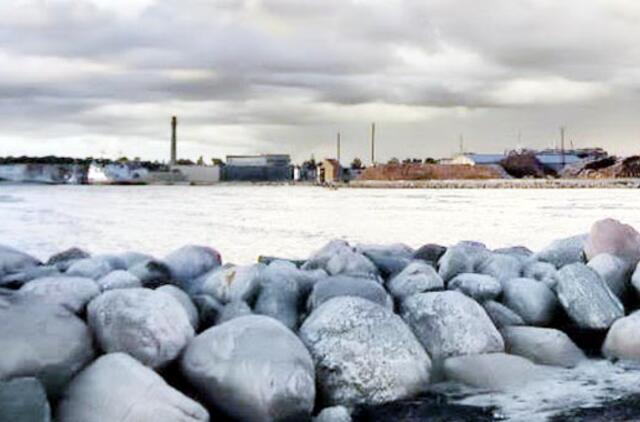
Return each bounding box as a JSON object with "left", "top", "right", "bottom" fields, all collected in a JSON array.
[{"left": 170, "top": 116, "right": 177, "bottom": 165}]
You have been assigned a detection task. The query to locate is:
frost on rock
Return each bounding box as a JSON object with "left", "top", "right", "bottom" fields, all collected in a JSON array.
[
  {"left": 18, "top": 276, "right": 100, "bottom": 314},
  {"left": 0, "top": 296, "right": 95, "bottom": 398},
  {"left": 443, "top": 353, "right": 545, "bottom": 391},
  {"left": 65, "top": 257, "right": 113, "bottom": 280},
  {"left": 387, "top": 261, "right": 444, "bottom": 301},
  {"left": 603, "top": 311, "right": 640, "bottom": 361},
  {"left": 57, "top": 353, "right": 209, "bottom": 422},
  {"left": 0, "top": 377, "right": 50, "bottom": 422},
  {"left": 0, "top": 244, "right": 41, "bottom": 278},
  {"left": 501, "top": 278, "right": 558, "bottom": 326},
  {"left": 584, "top": 218, "right": 640, "bottom": 263},
  {"left": 476, "top": 253, "right": 522, "bottom": 282},
  {"left": 502, "top": 326, "right": 585, "bottom": 368},
  {"left": 181, "top": 315, "right": 315, "bottom": 422},
  {"left": 533, "top": 234, "right": 587, "bottom": 268},
  {"left": 556, "top": 263, "right": 624, "bottom": 330},
  {"left": 254, "top": 266, "right": 301, "bottom": 330},
  {"left": 199, "top": 264, "right": 263, "bottom": 305},
  {"left": 314, "top": 406, "right": 352, "bottom": 422},
  {"left": 587, "top": 253, "right": 633, "bottom": 298},
  {"left": 523, "top": 261, "right": 559, "bottom": 289},
  {"left": 307, "top": 275, "right": 393, "bottom": 313},
  {"left": 448, "top": 273, "right": 502, "bottom": 302},
  {"left": 483, "top": 300, "right": 525, "bottom": 328},
  {"left": 157, "top": 285, "right": 199, "bottom": 330},
  {"left": 437, "top": 242, "right": 490, "bottom": 282},
  {"left": 87, "top": 288, "right": 194, "bottom": 368},
  {"left": 97, "top": 270, "right": 142, "bottom": 291},
  {"left": 300, "top": 297, "right": 431, "bottom": 407},
  {"left": 400, "top": 291, "right": 504, "bottom": 361},
  {"left": 164, "top": 245, "right": 222, "bottom": 291},
  {"left": 302, "top": 240, "right": 379, "bottom": 280}
]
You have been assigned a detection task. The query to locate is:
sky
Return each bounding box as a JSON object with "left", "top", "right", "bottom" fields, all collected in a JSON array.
[{"left": 0, "top": 0, "right": 639, "bottom": 164}]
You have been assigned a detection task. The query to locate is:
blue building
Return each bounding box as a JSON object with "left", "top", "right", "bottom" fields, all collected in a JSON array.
[{"left": 223, "top": 154, "right": 292, "bottom": 181}]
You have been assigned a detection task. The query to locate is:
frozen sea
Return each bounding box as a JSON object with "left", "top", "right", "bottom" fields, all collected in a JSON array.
[{"left": 3, "top": 183, "right": 640, "bottom": 420}]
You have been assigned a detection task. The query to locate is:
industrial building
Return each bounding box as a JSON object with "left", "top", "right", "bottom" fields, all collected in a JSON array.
[{"left": 223, "top": 154, "right": 292, "bottom": 181}]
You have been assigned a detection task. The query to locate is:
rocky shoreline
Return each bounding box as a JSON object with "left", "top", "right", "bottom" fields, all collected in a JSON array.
[
  {"left": 347, "top": 178, "right": 640, "bottom": 189},
  {"left": 3, "top": 218, "right": 640, "bottom": 421}
]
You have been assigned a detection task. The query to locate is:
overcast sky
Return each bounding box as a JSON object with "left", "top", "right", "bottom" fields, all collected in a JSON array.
[{"left": 1, "top": 0, "right": 639, "bottom": 163}]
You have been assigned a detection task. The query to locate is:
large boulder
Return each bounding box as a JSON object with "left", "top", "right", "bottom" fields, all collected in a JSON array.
[
  {"left": 476, "top": 253, "right": 522, "bottom": 282},
  {"left": 216, "top": 300, "right": 252, "bottom": 324},
  {"left": 308, "top": 275, "right": 392, "bottom": 312},
  {"left": 300, "top": 297, "right": 431, "bottom": 407},
  {"left": 129, "top": 259, "right": 172, "bottom": 288},
  {"left": 437, "top": 242, "right": 490, "bottom": 282},
  {"left": 443, "top": 353, "right": 543, "bottom": 391},
  {"left": 157, "top": 284, "right": 199, "bottom": 330},
  {"left": 117, "top": 251, "right": 154, "bottom": 270},
  {"left": 96, "top": 270, "right": 142, "bottom": 291},
  {"left": 254, "top": 267, "right": 301, "bottom": 330},
  {"left": 587, "top": 253, "right": 633, "bottom": 298},
  {"left": 57, "top": 353, "right": 208, "bottom": 422},
  {"left": 46, "top": 247, "right": 90, "bottom": 271},
  {"left": 0, "top": 265, "right": 60, "bottom": 289},
  {"left": 632, "top": 262, "right": 640, "bottom": 298},
  {"left": 0, "top": 296, "right": 95, "bottom": 398},
  {"left": 302, "top": 240, "right": 379, "bottom": 279},
  {"left": 87, "top": 288, "right": 194, "bottom": 368},
  {"left": 400, "top": 291, "right": 504, "bottom": 362},
  {"left": 387, "top": 261, "right": 444, "bottom": 301},
  {"left": 533, "top": 234, "right": 587, "bottom": 268},
  {"left": 522, "top": 261, "right": 558, "bottom": 288},
  {"left": 412, "top": 243, "right": 447, "bottom": 267},
  {"left": 0, "top": 377, "right": 51, "bottom": 422},
  {"left": 199, "top": 264, "right": 262, "bottom": 304},
  {"left": 181, "top": 315, "right": 315, "bottom": 421},
  {"left": 164, "top": 245, "right": 222, "bottom": 290},
  {"left": 65, "top": 257, "right": 113, "bottom": 280},
  {"left": 448, "top": 273, "right": 501, "bottom": 301},
  {"left": 502, "top": 326, "right": 585, "bottom": 368},
  {"left": 314, "top": 406, "right": 352, "bottom": 422},
  {"left": 18, "top": 276, "right": 100, "bottom": 314},
  {"left": 0, "top": 245, "right": 40, "bottom": 278},
  {"left": 501, "top": 278, "right": 558, "bottom": 326},
  {"left": 556, "top": 263, "right": 624, "bottom": 330},
  {"left": 493, "top": 246, "right": 533, "bottom": 260},
  {"left": 263, "top": 260, "right": 327, "bottom": 296},
  {"left": 356, "top": 243, "right": 413, "bottom": 279},
  {"left": 602, "top": 311, "right": 640, "bottom": 361},
  {"left": 584, "top": 218, "right": 640, "bottom": 263},
  {"left": 191, "top": 294, "right": 223, "bottom": 330},
  {"left": 483, "top": 300, "right": 525, "bottom": 328}
]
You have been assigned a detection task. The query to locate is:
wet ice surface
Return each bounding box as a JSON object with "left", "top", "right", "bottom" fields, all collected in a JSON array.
[{"left": 3, "top": 184, "right": 640, "bottom": 420}]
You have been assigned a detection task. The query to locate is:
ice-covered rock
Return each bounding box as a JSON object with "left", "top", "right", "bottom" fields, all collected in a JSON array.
[
  {"left": 96, "top": 270, "right": 141, "bottom": 291},
  {"left": 117, "top": 251, "right": 154, "bottom": 269},
  {"left": 0, "top": 377, "right": 50, "bottom": 422},
  {"left": 191, "top": 294, "right": 223, "bottom": 329},
  {"left": 587, "top": 253, "right": 633, "bottom": 298},
  {"left": 400, "top": 291, "right": 504, "bottom": 361},
  {"left": 602, "top": 311, "right": 640, "bottom": 361},
  {"left": 308, "top": 275, "right": 392, "bottom": 312},
  {"left": 443, "top": 353, "right": 543, "bottom": 391},
  {"left": 216, "top": 300, "right": 252, "bottom": 324},
  {"left": 632, "top": 262, "right": 640, "bottom": 298},
  {"left": 0, "top": 265, "right": 60, "bottom": 288},
  {"left": 129, "top": 259, "right": 172, "bottom": 288},
  {"left": 18, "top": 276, "right": 100, "bottom": 313},
  {"left": 46, "top": 247, "right": 90, "bottom": 271},
  {"left": 493, "top": 246, "right": 533, "bottom": 259},
  {"left": 157, "top": 284, "right": 199, "bottom": 329},
  {"left": 57, "top": 353, "right": 208, "bottom": 422},
  {"left": 533, "top": 234, "right": 587, "bottom": 268},
  {"left": 254, "top": 267, "right": 301, "bottom": 330},
  {"left": 87, "top": 288, "right": 194, "bottom": 368},
  {"left": 181, "top": 315, "right": 315, "bottom": 421},
  {"left": 556, "top": 263, "right": 624, "bottom": 330},
  {"left": 199, "top": 264, "right": 262, "bottom": 305},
  {"left": 523, "top": 260, "right": 559, "bottom": 288},
  {"left": 477, "top": 253, "right": 522, "bottom": 281},
  {"left": 437, "top": 242, "right": 490, "bottom": 282},
  {"left": 164, "top": 245, "right": 222, "bottom": 290},
  {"left": 0, "top": 296, "right": 95, "bottom": 398},
  {"left": 300, "top": 297, "right": 431, "bottom": 407},
  {"left": 502, "top": 326, "right": 585, "bottom": 368},
  {"left": 264, "top": 259, "right": 328, "bottom": 296},
  {"left": 584, "top": 218, "right": 640, "bottom": 263},
  {"left": 93, "top": 254, "right": 127, "bottom": 271},
  {"left": 387, "top": 261, "right": 444, "bottom": 301},
  {"left": 412, "top": 243, "right": 447, "bottom": 267},
  {"left": 302, "top": 240, "right": 379, "bottom": 279},
  {"left": 66, "top": 257, "right": 113, "bottom": 280},
  {"left": 448, "top": 273, "right": 502, "bottom": 301},
  {"left": 501, "top": 278, "right": 558, "bottom": 326},
  {"left": 314, "top": 406, "right": 352, "bottom": 422},
  {"left": 483, "top": 300, "right": 525, "bottom": 328},
  {"left": 357, "top": 244, "right": 413, "bottom": 278},
  {"left": 0, "top": 244, "right": 40, "bottom": 277},
  {"left": 355, "top": 243, "right": 414, "bottom": 258}
]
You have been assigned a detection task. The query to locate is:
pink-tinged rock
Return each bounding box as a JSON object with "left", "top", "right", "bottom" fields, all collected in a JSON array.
[{"left": 585, "top": 219, "right": 640, "bottom": 263}]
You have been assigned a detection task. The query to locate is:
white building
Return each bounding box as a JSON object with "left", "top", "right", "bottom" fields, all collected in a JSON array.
[{"left": 450, "top": 153, "right": 506, "bottom": 166}]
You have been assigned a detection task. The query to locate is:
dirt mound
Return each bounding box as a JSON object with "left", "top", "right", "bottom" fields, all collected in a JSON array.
[
  {"left": 500, "top": 151, "right": 555, "bottom": 178},
  {"left": 358, "top": 164, "right": 506, "bottom": 180}
]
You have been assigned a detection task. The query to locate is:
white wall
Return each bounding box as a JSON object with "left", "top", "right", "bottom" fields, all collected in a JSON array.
[{"left": 172, "top": 165, "right": 221, "bottom": 183}]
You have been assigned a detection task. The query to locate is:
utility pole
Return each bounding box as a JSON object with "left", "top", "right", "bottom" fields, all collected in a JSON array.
[
  {"left": 560, "top": 126, "right": 566, "bottom": 169},
  {"left": 370, "top": 122, "right": 376, "bottom": 166},
  {"left": 337, "top": 132, "right": 341, "bottom": 164},
  {"left": 170, "top": 116, "right": 177, "bottom": 166}
]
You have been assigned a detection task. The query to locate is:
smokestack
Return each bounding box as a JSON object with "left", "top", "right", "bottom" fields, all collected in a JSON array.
[
  {"left": 371, "top": 123, "right": 376, "bottom": 166},
  {"left": 560, "top": 126, "right": 566, "bottom": 169},
  {"left": 170, "top": 116, "right": 177, "bottom": 165}
]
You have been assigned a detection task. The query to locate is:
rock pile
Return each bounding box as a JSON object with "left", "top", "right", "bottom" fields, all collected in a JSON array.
[{"left": 1, "top": 218, "right": 640, "bottom": 421}]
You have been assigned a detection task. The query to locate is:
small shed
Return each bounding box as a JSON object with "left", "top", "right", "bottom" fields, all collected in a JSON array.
[{"left": 317, "top": 159, "right": 341, "bottom": 183}]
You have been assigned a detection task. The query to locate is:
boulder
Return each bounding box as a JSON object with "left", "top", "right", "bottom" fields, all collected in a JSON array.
[
  {"left": 632, "top": 262, "right": 640, "bottom": 298},
  {"left": 97, "top": 270, "right": 142, "bottom": 291},
  {"left": 65, "top": 257, "right": 113, "bottom": 280},
  {"left": 387, "top": 261, "right": 444, "bottom": 301},
  {"left": 314, "top": 406, "right": 352, "bottom": 422},
  {"left": 0, "top": 244, "right": 40, "bottom": 277},
  {"left": 199, "top": 264, "right": 263, "bottom": 305},
  {"left": 501, "top": 278, "right": 558, "bottom": 326},
  {"left": 584, "top": 218, "right": 640, "bottom": 263},
  {"left": 164, "top": 245, "right": 222, "bottom": 290},
  {"left": 493, "top": 246, "right": 533, "bottom": 259},
  {"left": 300, "top": 297, "right": 430, "bottom": 407},
  {"left": 262, "top": 260, "right": 327, "bottom": 296},
  {"left": 476, "top": 253, "right": 522, "bottom": 281},
  {"left": 0, "top": 296, "right": 95, "bottom": 398},
  {"left": 254, "top": 268, "right": 301, "bottom": 330},
  {"left": 0, "top": 377, "right": 50, "bottom": 422},
  {"left": 117, "top": 251, "right": 154, "bottom": 269},
  {"left": 483, "top": 300, "right": 525, "bottom": 328},
  {"left": 302, "top": 240, "right": 379, "bottom": 279},
  {"left": 191, "top": 294, "right": 223, "bottom": 330},
  {"left": 412, "top": 243, "right": 447, "bottom": 267},
  {"left": 522, "top": 261, "right": 558, "bottom": 288},
  {"left": 443, "top": 353, "right": 543, "bottom": 391},
  {"left": 157, "top": 285, "right": 199, "bottom": 330},
  {"left": 602, "top": 311, "right": 640, "bottom": 361},
  {"left": 400, "top": 291, "right": 504, "bottom": 361},
  {"left": 308, "top": 275, "right": 393, "bottom": 313},
  {"left": 556, "top": 263, "right": 624, "bottom": 330},
  {"left": 129, "top": 259, "right": 172, "bottom": 288},
  {"left": 357, "top": 244, "right": 413, "bottom": 278},
  {"left": 93, "top": 254, "right": 127, "bottom": 271},
  {"left": 181, "top": 315, "right": 315, "bottom": 421},
  {"left": 587, "top": 253, "right": 633, "bottom": 298},
  {"left": 18, "top": 276, "right": 100, "bottom": 314},
  {"left": 437, "top": 242, "right": 490, "bottom": 282},
  {"left": 216, "top": 300, "right": 252, "bottom": 324},
  {"left": 533, "top": 234, "right": 587, "bottom": 268},
  {"left": 57, "top": 353, "right": 209, "bottom": 422},
  {"left": 0, "top": 265, "right": 60, "bottom": 289},
  {"left": 355, "top": 243, "right": 414, "bottom": 259},
  {"left": 87, "top": 288, "right": 194, "bottom": 368},
  {"left": 448, "top": 273, "right": 501, "bottom": 301},
  {"left": 46, "top": 247, "right": 90, "bottom": 271},
  {"left": 502, "top": 326, "right": 585, "bottom": 368}
]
